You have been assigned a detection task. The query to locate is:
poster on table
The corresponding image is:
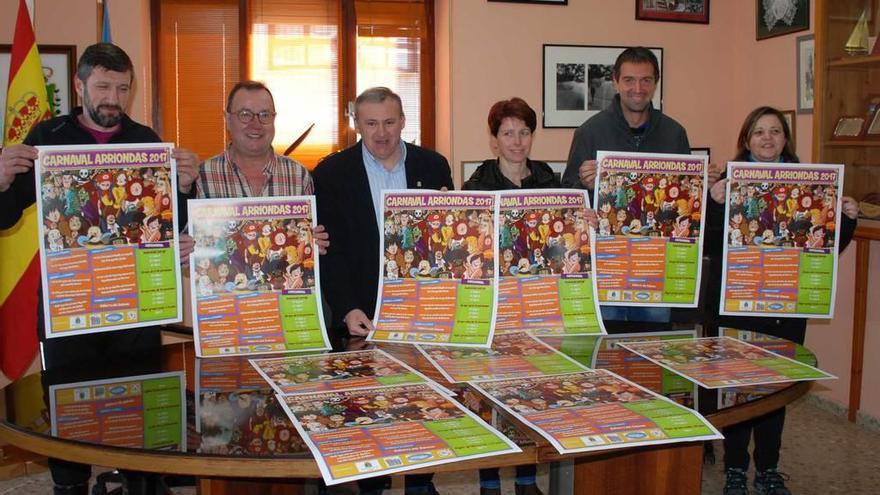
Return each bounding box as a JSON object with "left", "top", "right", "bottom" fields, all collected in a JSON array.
[
  {"left": 471, "top": 369, "right": 721, "bottom": 455},
  {"left": 593, "top": 151, "right": 708, "bottom": 306},
  {"left": 540, "top": 330, "right": 698, "bottom": 409},
  {"left": 370, "top": 190, "right": 499, "bottom": 347},
  {"left": 617, "top": 336, "right": 835, "bottom": 389},
  {"left": 195, "top": 356, "right": 304, "bottom": 455},
  {"left": 717, "top": 328, "right": 819, "bottom": 409},
  {"left": 495, "top": 190, "right": 605, "bottom": 336},
  {"left": 277, "top": 382, "right": 521, "bottom": 485},
  {"left": 35, "top": 143, "right": 182, "bottom": 338},
  {"left": 250, "top": 349, "right": 442, "bottom": 396},
  {"left": 720, "top": 162, "right": 844, "bottom": 318},
  {"left": 416, "top": 331, "right": 588, "bottom": 384},
  {"left": 188, "top": 196, "right": 330, "bottom": 357},
  {"left": 49, "top": 371, "right": 185, "bottom": 451}
]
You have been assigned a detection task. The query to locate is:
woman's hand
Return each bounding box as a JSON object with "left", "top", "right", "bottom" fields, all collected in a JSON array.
[
  {"left": 841, "top": 196, "right": 859, "bottom": 219},
  {"left": 710, "top": 178, "right": 728, "bottom": 204}
]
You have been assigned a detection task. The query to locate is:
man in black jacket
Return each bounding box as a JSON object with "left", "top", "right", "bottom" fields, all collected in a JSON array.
[
  {"left": 0, "top": 42, "right": 199, "bottom": 495},
  {"left": 313, "top": 87, "right": 452, "bottom": 495}
]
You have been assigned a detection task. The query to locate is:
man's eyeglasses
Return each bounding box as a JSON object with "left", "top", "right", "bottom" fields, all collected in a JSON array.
[{"left": 231, "top": 109, "right": 276, "bottom": 125}]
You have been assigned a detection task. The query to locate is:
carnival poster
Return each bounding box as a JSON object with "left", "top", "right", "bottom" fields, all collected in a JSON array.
[
  {"left": 370, "top": 190, "right": 499, "bottom": 346},
  {"left": 277, "top": 383, "right": 521, "bottom": 485},
  {"left": 541, "top": 330, "right": 698, "bottom": 409},
  {"left": 35, "top": 143, "right": 182, "bottom": 337},
  {"left": 195, "top": 356, "right": 304, "bottom": 455},
  {"left": 49, "top": 371, "right": 185, "bottom": 451},
  {"left": 470, "top": 370, "right": 721, "bottom": 455},
  {"left": 618, "top": 336, "right": 835, "bottom": 389},
  {"left": 188, "top": 196, "right": 330, "bottom": 357},
  {"left": 417, "top": 331, "right": 588, "bottom": 384},
  {"left": 250, "top": 349, "right": 440, "bottom": 396},
  {"left": 716, "top": 328, "right": 818, "bottom": 409},
  {"left": 496, "top": 190, "right": 605, "bottom": 336},
  {"left": 593, "top": 151, "right": 708, "bottom": 306},
  {"left": 720, "top": 162, "right": 844, "bottom": 318}
]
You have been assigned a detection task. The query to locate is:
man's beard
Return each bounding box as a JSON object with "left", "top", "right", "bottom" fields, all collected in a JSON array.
[{"left": 86, "top": 103, "right": 124, "bottom": 128}]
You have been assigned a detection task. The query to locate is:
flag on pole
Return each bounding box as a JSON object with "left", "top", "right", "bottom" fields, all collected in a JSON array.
[
  {"left": 101, "top": 0, "right": 113, "bottom": 43},
  {"left": 1, "top": 0, "right": 53, "bottom": 380}
]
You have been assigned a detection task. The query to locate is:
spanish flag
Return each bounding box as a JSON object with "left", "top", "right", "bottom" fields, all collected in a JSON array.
[{"left": 1, "top": 0, "right": 52, "bottom": 380}]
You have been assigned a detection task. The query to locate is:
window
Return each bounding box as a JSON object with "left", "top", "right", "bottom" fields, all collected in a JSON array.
[{"left": 154, "top": 0, "right": 433, "bottom": 168}]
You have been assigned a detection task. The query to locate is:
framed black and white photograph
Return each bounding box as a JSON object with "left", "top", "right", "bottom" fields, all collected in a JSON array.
[
  {"left": 690, "top": 147, "right": 711, "bottom": 162},
  {"left": 488, "top": 0, "right": 567, "bottom": 4},
  {"left": 757, "top": 0, "right": 810, "bottom": 40},
  {"left": 796, "top": 34, "right": 814, "bottom": 114},
  {"left": 636, "top": 0, "right": 710, "bottom": 24},
  {"left": 0, "top": 44, "right": 77, "bottom": 135},
  {"left": 543, "top": 44, "right": 663, "bottom": 128},
  {"left": 459, "top": 160, "right": 567, "bottom": 188}
]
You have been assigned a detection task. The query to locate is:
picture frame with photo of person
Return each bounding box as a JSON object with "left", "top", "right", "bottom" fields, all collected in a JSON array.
[{"left": 543, "top": 44, "right": 663, "bottom": 128}]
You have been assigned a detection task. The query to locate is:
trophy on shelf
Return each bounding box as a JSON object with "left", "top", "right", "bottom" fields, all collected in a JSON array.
[{"left": 844, "top": 9, "right": 870, "bottom": 55}]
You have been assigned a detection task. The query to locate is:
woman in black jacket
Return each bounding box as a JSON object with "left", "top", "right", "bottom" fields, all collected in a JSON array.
[{"left": 705, "top": 106, "right": 860, "bottom": 495}]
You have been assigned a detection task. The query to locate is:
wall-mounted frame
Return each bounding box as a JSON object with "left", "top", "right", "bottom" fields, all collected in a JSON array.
[
  {"left": 543, "top": 44, "right": 663, "bottom": 128},
  {"left": 757, "top": 0, "right": 810, "bottom": 40},
  {"left": 0, "top": 44, "right": 77, "bottom": 135},
  {"left": 488, "top": 0, "right": 567, "bottom": 4},
  {"left": 635, "top": 0, "right": 710, "bottom": 24},
  {"left": 780, "top": 109, "right": 796, "bottom": 147},
  {"left": 459, "top": 160, "right": 567, "bottom": 189},
  {"left": 690, "top": 147, "right": 711, "bottom": 162},
  {"left": 795, "top": 34, "right": 814, "bottom": 114}
]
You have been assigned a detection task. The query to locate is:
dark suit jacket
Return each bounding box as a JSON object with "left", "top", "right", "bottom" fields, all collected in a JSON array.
[{"left": 313, "top": 141, "right": 454, "bottom": 335}]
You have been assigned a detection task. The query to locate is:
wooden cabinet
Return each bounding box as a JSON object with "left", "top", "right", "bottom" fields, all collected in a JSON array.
[{"left": 813, "top": 0, "right": 880, "bottom": 228}]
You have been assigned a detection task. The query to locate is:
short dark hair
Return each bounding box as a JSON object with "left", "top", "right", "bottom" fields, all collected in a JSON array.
[
  {"left": 487, "top": 97, "right": 537, "bottom": 136},
  {"left": 734, "top": 106, "right": 798, "bottom": 162},
  {"left": 77, "top": 43, "right": 133, "bottom": 82},
  {"left": 226, "top": 80, "right": 275, "bottom": 112},
  {"left": 355, "top": 87, "right": 404, "bottom": 119},
  {"left": 612, "top": 47, "right": 660, "bottom": 83}
]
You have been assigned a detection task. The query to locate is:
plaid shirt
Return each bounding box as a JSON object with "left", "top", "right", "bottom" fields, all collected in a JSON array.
[{"left": 195, "top": 148, "right": 314, "bottom": 199}]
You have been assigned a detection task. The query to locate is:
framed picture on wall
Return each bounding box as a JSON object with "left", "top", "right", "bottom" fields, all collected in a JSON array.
[
  {"left": 757, "top": 0, "right": 810, "bottom": 40},
  {"left": 542, "top": 44, "right": 663, "bottom": 128},
  {"left": 690, "top": 147, "right": 711, "bottom": 162},
  {"left": 488, "top": 0, "right": 567, "bottom": 4},
  {"left": 459, "top": 160, "right": 567, "bottom": 188},
  {"left": 796, "top": 34, "right": 815, "bottom": 114},
  {"left": 635, "top": 0, "right": 710, "bottom": 24},
  {"left": 0, "top": 44, "right": 77, "bottom": 137},
  {"left": 780, "top": 109, "right": 796, "bottom": 147}
]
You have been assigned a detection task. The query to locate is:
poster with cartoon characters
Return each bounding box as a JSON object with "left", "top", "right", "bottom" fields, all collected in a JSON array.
[
  {"left": 250, "top": 349, "right": 439, "bottom": 396},
  {"left": 593, "top": 151, "right": 708, "bottom": 306},
  {"left": 277, "top": 382, "right": 521, "bottom": 486},
  {"left": 188, "top": 196, "right": 330, "bottom": 357},
  {"left": 496, "top": 190, "right": 605, "bottom": 336},
  {"left": 617, "top": 336, "right": 835, "bottom": 389},
  {"left": 416, "top": 331, "right": 588, "bottom": 384},
  {"left": 49, "top": 371, "right": 185, "bottom": 451},
  {"left": 720, "top": 162, "right": 844, "bottom": 318},
  {"left": 716, "top": 328, "right": 818, "bottom": 409},
  {"left": 540, "top": 330, "right": 698, "bottom": 409},
  {"left": 35, "top": 143, "right": 182, "bottom": 338},
  {"left": 195, "top": 356, "right": 306, "bottom": 455},
  {"left": 470, "top": 369, "right": 721, "bottom": 455},
  {"left": 371, "top": 191, "right": 499, "bottom": 347}
]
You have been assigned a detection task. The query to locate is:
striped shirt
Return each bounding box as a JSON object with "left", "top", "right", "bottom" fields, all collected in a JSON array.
[{"left": 195, "top": 148, "right": 314, "bottom": 199}]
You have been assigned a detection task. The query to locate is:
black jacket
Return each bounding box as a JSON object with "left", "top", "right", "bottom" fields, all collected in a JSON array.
[
  {"left": 313, "top": 141, "right": 454, "bottom": 334},
  {"left": 562, "top": 94, "right": 690, "bottom": 190},
  {"left": 462, "top": 159, "right": 560, "bottom": 191}
]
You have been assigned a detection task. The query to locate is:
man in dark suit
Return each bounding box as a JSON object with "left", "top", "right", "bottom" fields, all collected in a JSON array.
[{"left": 314, "top": 86, "right": 453, "bottom": 339}]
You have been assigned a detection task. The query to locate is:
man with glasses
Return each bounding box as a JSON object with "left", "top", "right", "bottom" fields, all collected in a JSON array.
[{"left": 179, "top": 80, "right": 327, "bottom": 260}]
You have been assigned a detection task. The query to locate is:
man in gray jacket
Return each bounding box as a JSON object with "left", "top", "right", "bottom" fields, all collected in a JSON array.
[{"left": 561, "top": 46, "right": 690, "bottom": 332}]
